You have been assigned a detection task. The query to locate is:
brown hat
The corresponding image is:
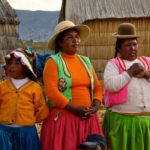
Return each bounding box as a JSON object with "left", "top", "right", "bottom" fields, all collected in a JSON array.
[
  {"left": 112, "top": 23, "right": 140, "bottom": 38},
  {"left": 48, "top": 20, "right": 90, "bottom": 50}
]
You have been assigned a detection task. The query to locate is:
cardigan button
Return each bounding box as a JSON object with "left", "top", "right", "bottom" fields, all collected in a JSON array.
[{"left": 144, "top": 106, "right": 146, "bottom": 108}]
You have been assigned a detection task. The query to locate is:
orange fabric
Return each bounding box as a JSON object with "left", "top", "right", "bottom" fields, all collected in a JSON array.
[
  {"left": 43, "top": 54, "right": 102, "bottom": 108},
  {"left": 0, "top": 79, "right": 49, "bottom": 125}
]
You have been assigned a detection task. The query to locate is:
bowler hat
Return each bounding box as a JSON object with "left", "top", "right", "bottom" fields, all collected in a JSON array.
[
  {"left": 48, "top": 20, "right": 90, "bottom": 50},
  {"left": 112, "top": 23, "right": 140, "bottom": 38}
]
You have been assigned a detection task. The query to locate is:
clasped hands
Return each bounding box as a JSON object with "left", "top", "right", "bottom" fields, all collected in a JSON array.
[
  {"left": 76, "top": 106, "right": 99, "bottom": 119},
  {"left": 127, "top": 63, "right": 150, "bottom": 79},
  {"left": 65, "top": 102, "right": 100, "bottom": 120}
]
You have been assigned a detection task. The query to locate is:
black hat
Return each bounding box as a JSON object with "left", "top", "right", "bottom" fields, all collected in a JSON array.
[{"left": 80, "top": 134, "right": 106, "bottom": 149}]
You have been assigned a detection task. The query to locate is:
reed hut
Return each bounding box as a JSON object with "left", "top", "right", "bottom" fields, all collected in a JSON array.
[
  {"left": 0, "top": 0, "right": 20, "bottom": 79},
  {"left": 59, "top": 0, "right": 150, "bottom": 80},
  {"left": 0, "top": 0, "right": 20, "bottom": 50}
]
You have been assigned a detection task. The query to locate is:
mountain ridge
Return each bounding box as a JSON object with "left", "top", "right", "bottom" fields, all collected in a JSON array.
[{"left": 16, "top": 10, "right": 60, "bottom": 42}]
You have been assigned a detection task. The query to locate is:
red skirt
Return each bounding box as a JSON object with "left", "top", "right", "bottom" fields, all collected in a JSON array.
[{"left": 40, "top": 108, "right": 103, "bottom": 150}]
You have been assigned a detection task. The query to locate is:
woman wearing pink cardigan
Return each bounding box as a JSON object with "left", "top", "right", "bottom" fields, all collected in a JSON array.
[{"left": 103, "top": 23, "right": 150, "bottom": 150}]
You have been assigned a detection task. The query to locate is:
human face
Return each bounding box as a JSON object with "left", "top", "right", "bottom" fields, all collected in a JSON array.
[
  {"left": 59, "top": 29, "right": 81, "bottom": 55},
  {"left": 118, "top": 39, "right": 138, "bottom": 61},
  {"left": 6, "top": 57, "right": 26, "bottom": 79}
]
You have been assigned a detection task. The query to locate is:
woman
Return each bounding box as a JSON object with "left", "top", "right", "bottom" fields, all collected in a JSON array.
[
  {"left": 40, "top": 20, "right": 104, "bottom": 150},
  {"left": 103, "top": 23, "right": 150, "bottom": 150}
]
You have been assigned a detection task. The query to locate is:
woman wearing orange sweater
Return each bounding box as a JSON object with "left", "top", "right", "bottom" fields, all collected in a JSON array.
[{"left": 40, "top": 20, "right": 104, "bottom": 150}]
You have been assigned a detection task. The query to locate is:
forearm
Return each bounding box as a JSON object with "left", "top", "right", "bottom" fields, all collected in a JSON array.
[
  {"left": 93, "top": 99, "right": 101, "bottom": 107},
  {"left": 65, "top": 102, "right": 77, "bottom": 114},
  {"left": 92, "top": 99, "right": 101, "bottom": 112},
  {"left": 104, "top": 64, "right": 130, "bottom": 92},
  {"left": 43, "top": 59, "right": 69, "bottom": 108}
]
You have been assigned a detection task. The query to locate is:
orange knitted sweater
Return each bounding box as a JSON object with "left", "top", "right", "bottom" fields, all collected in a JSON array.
[
  {"left": 0, "top": 79, "right": 49, "bottom": 125},
  {"left": 43, "top": 53, "right": 102, "bottom": 108}
]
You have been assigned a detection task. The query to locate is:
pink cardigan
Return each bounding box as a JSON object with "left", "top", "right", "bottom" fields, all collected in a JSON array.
[{"left": 104, "top": 56, "right": 150, "bottom": 108}]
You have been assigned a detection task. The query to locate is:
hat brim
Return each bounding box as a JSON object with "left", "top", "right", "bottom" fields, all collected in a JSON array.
[
  {"left": 112, "top": 33, "right": 140, "bottom": 38},
  {"left": 48, "top": 25, "right": 90, "bottom": 50},
  {"left": 79, "top": 142, "right": 99, "bottom": 149}
]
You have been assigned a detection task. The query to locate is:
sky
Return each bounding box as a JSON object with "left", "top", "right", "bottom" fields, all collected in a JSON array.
[{"left": 7, "top": 0, "right": 62, "bottom": 11}]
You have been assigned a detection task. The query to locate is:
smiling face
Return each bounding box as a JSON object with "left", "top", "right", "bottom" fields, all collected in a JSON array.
[
  {"left": 6, "top": 57, "right": 26, "bottom": 79},
  {"left": 57, "top": 28, "right": 81, "bottom": 55},
  {"left": 118, "top": 38, "right": 138, "bottom": 61}
]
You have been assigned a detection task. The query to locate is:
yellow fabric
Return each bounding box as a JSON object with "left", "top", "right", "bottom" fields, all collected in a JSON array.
[
  {"left": 119, "top": 112, "right": 150, "bottom": 116},
  {"left": 43, "top": 53, "right": 102, "bottom": 108},
  {"left": 0, "top": 79, "right": 49, "bottom": 126}
]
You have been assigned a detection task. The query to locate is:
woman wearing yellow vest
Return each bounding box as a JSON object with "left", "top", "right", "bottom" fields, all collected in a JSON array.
[
  {"left": 103, "top": 23, "right": 150, "bottom": 150},
  {"left": 40, "top": 20, "right": 104, "bottom": 150}
]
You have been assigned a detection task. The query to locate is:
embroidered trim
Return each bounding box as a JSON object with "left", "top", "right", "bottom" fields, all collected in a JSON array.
[
  {"left": 117, "top": 57, "right": 149, "bottom": 71},
  {"left": 77, "top": 55, "right": 94, "bottom": 101},
  {"left": 117, "top": 57, "right": 126, "bottom": 71},
  {"left": 59, "top": 54, "right": 71, "bottom": 78},
  {"left": 138, "top": 56, "right": 149, "bottom": 71},
  {"left": 58, "top": 78, "right": 67, "bottom": 92}
]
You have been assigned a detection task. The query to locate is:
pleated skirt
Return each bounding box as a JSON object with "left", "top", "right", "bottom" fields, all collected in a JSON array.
[
  {"left": 40, "top": 108, "right": 103, "bottom": 150},
  {"left": 103, "top": 109, "right": 150, "bottom": 150},
  {"left": 0, "top": 124, "right": 40, "bottom": 150}
]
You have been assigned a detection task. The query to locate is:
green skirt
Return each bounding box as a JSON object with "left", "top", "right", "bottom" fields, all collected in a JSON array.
[{"left": 103, "top": 109, "right": 150, "bottom": 150}]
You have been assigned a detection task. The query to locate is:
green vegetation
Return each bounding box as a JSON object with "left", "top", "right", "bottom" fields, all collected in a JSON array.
[{"left": 19, "top": 41, "right": 49, "bottom": 52}]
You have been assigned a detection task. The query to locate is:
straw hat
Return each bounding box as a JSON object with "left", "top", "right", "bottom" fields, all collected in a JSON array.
[
  {"left": 48, "top": 20, "right": 90, "bottom": 50},
  {"left": 112, "top": 23, "right": 140, "bottom": 38}
]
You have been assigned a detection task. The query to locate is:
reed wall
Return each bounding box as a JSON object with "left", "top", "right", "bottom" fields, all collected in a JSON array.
[{"left": 79, "top": 18, "right": 150, "bottom": 80}]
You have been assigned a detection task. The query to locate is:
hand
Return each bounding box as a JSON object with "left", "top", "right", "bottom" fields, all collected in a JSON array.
[
  {"left": 132, "top": 70, "right": 150, "bottom": 79},
  {"left": 83, "top": 100, "right": 101, "bottom": 119},
  {"left": 65, "top": 100, "right": 101, "bottom": 119},
  {"left": 83, "top": 106, "right": 99, "bottom": 118},
  {"left": 135, "top": 70, "right": 145, "bottom": 78},
  {"left": 143, "top": 71, "right": 150, "bottom": 79},
  {"left": 74, "top": 106, "right": 91, "bottom": 119},
  {"left": 65, "top": 103, "right": 91, "bottom": 119},
  {"left": 127, "top": 63, "right": 145, "bottom": 77}
]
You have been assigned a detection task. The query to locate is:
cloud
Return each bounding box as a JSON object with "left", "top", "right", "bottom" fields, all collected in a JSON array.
[{"left": 7, "top": 0, "right": 62, "bottom": 11}]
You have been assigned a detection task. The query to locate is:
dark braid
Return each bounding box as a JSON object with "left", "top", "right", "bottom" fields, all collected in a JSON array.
[
  {"left": 114, "top": 42, "right": 118, "bottom": 58},
  {"left": 114, "top": 39, "right": 125, "bottom": 58}
]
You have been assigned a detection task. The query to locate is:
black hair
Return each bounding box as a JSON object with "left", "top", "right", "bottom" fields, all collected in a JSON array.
[
  {"left": 114, "top": 38, "right": 126, "bottom": 58},
  {"left": 55, "top": 31, "right": 65, "bottom": 54},
  {"left": 86, "top": 134, "right": 106, "bottom": 150},
  {"left": 25, "top": 68, "right": 37, "bottom": 81},
  {"left": 114, "top": 38, "right": 138, "bottom": 58},
  {"left": 24, "top": 58, "right": 37, "bottom": 81}
]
